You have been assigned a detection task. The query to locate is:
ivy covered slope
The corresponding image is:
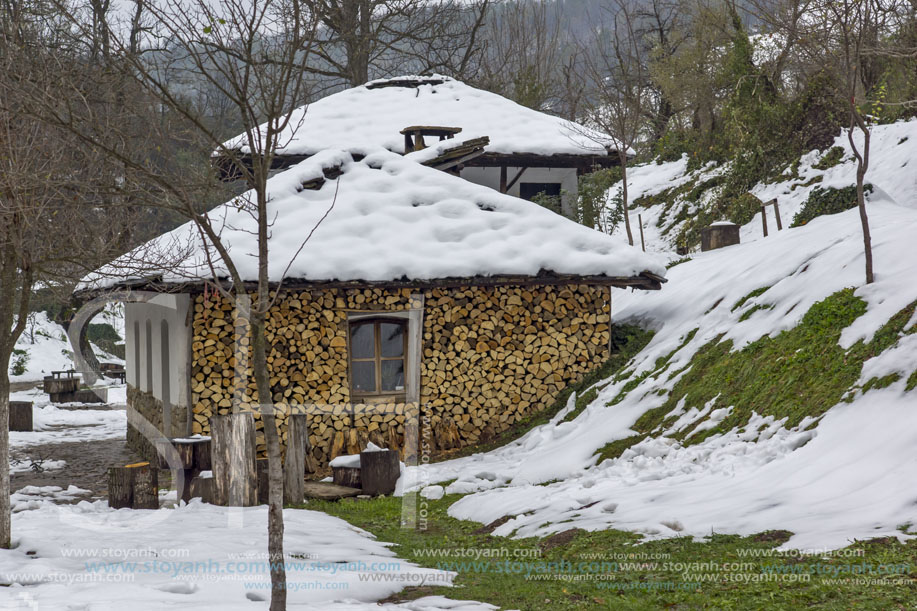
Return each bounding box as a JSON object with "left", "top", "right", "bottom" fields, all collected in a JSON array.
[
  {"left": 401, "top": 146, "right": 917, "bottom": 551},
  {"left": 611, "top": 118, "right": 917, "bottom": 252}
]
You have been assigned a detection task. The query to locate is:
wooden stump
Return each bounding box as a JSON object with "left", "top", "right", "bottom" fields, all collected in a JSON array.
[
  {"left": 132, "top": 463, "right": 159, "bottom": 509},
  {"left": 360, "top": 450, "right": 400, "bottom": 496},
  {"left": 283, "top": 415, "right": 308, "bottom": 505},
  {"left": 108, "top": 462, "right": 159, "bottom": 509},
  {"left": 332, "top": 466, "right": 362, "bottom": 489},
  {"left": 211, "top": 413, "right": 258, "bottom": 506},
  {"left": 9, "top": 401, "right": 33, "bottom": 432},
  {"left": 108, "top": 467, "right": 135, "bottom": 509},
  {"left": 189, "top": 476, "right": 214, "bottom": 504}
]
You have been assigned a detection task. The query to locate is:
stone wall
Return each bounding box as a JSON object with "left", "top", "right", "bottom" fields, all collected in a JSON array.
[
  {"left": 189, "top": 284, "right": 610, "bottom": 465},
  {"left": 126, "top": 384, "right": 163, "bottom": 460}
]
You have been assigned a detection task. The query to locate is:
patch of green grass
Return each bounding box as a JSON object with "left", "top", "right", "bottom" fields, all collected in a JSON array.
[
  {"left": 861, "top": 374, "right": 902, "bottom": 393},
  {"left": 666, "top": 256, "right": 692, "bottom": 269},
  {"left": 791, "top": 184, "right": 874, "bottom": 227},
  {"left": 594, "top": 434, "right": 644, "bottom": 464},
  {"left": 608, "top": 329, "right": 698, "bottom": 407},
  {"left": 732, "top": 286, "right": 771, "bottom": 312},
  {"left": 299, "top": 494, "right": 917, "bottom": 609},
  {"left": 738, "top": 303, "right": 775, "bottom": 322},
  {"left": 907, "top": 370, "right": 917, "bottom": 392},
  {"left": 813, "top": 146, "right": 846, "bottom": 170},
  {"left": 631, "top": 290, "right": 917, "bottom": 445}
]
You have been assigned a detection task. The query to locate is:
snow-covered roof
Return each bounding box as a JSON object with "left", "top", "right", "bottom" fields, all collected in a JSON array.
[
  {"left": 221, "top": 75, "right": 612, "bottom": 159},
  {"left": 82, "top": 149, "right": 665, "bottom": 290}
]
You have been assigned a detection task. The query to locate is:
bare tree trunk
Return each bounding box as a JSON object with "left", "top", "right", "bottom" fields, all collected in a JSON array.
[
  {"left": 848, "top": 112, "right": 874, "bottom": 284},
  {"left": 619, "top": 151, "right": 634, "bottom": 246},
  {"left": 0, "top": 371, "right": 10, "bottom": 549},
  {"left": 251, "top": 315, "right": 286, "bottom": 608}
]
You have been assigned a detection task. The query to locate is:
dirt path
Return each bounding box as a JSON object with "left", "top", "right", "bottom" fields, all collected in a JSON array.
[{"left": 11, "top": 437, "right": 146, "bottom": 500}]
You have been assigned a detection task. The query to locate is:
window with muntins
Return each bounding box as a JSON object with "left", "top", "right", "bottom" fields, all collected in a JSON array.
[{"left": 349, "top": 318, "right": 407, "bottom": 397}]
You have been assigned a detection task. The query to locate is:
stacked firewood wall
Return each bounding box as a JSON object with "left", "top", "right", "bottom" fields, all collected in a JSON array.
[{"left": 190, "top": 284, "right": 609, "bottom": 466}]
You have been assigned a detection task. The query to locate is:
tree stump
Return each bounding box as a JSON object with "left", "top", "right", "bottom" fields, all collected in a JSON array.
[
  {"left": 9, "top": 401, "right": 33, "bottom": 432},
  {"left": 360, "top": 449, "right": 400, "bottom": 496},
  {"left": 108, "top": 462, "right": 159, "bottom": 509},
  {"left": 189, "top": 476, "right": 213, "bottom": 504},
  {"left": 211, "top": 413, "right": 258, "bottom": 506},
  {"left": 283, "top": 414, "right": 308, "bottom": 505},
  {"left": 132, "top": 463, "right": 159, "bottom": 509},
  {"left": 332, "top": 466, "right": 362, "bottom": 489}
]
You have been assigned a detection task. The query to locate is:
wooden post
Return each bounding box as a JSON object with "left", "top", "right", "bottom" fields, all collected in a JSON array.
[
  {"left": 499, "top": 165, "right": 507, "bottom": 193},
  {"left": 108, "top": 462, "right": 158, "bottom": 509},
  {"left": 771, "top": 199, "right": 783, "bottom": 230},
  {"left": 283, "top": 415, "right": 307, "bottom": 505},
  {"left": 108, "top": 467, "right": 135, "bottom": 509},
  {"left": 132, "top": 463, "right": 159, "bottom": 509},
  {"left": 211, "top": 413, "right": 258, "bottom": 507},
  {"left": 360, "top": 449, "right": 400, "bottom": 496},
  {"left": 761, "top": 205, "right": 769, "bottom": 237},
  {"left": 9, "top": 401, "right": 32, "bottom": 432},
  {"left": 189, "top": 476, "right": 214, "bottom": 504},
  {"left": 638, "top": 214, "right": 646, "bottom": 252},
  {"left": 332, "top": 465, "right": 362, "bottom": 488}
]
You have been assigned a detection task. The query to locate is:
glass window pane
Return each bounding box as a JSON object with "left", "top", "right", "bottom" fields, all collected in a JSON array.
[
  {"left": 381, "top": 359, "right": 405, "bottom": 392},
  {"left": 350, "top": 323, "right": 375, "bottom": 359},
  {"left": 380, "top": 322, "right": 404, "bottom": 357},
  {"left": 352, "top": 361, "right": 376, "bottom": 393}
]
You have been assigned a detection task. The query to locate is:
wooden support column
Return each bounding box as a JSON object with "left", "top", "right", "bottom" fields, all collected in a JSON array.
[
  {"left": 505, "top": 167, "right": 527, "bottom": 193},
  {"left": 211, "top": 413, "right": 258, "bottom": 507},
  {"left": 499, "top": 165, "right": 507, "bottom": 193}
]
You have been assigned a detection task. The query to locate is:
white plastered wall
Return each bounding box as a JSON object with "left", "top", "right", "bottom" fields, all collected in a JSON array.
[
  {"left": 124, "top": 293, "right": 192, "bottom": 411},
  {"left": 459, "top": 166, "right": 579, "bottom": 215}
]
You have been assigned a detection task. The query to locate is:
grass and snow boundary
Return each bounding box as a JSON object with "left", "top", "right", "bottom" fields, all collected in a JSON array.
[{"left": 399, "top": 120, "right": 917, "bottom": 552}]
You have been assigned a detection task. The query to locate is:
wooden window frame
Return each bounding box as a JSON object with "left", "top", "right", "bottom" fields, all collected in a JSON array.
[{"left": 349, "top": 317, "right": 408, "bottom": 400}]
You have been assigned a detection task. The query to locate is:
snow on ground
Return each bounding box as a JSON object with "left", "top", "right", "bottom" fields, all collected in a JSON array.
[
  {"left": 399, "top": 120, "right": 917, "bottom": 551},
  {"left": 613, "top": 118, "right": 917, "bottom": 255},
  {"left": 0, "top": 500, "right": 491, "bottom": 610},
  {"left": 10, "top": 308, "right": 124, "bottom": 383},
  {"left": 8, "top": 387, "right": 126, "bottom": 450}
]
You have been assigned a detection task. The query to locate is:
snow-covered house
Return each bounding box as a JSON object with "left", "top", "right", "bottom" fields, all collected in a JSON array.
[
  {"left": 216, "top": 75, "right": 623, "bottom": 215},
  {"left": 83, "top": 148, "right": 664, "bottom": 465}
]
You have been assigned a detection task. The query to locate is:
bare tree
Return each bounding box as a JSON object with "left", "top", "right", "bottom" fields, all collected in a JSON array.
[
  {"left": 14, "top": 0, "right": 325, "bottom": 607},
  {"left": 0, "top": 3, "right": 143, "bottom": 548},
  {"left": 581, "top": 0, "right": 652, "bottom": 246},
  {"left": 304, "top": 0, "right": 490, "bottom": 86}
]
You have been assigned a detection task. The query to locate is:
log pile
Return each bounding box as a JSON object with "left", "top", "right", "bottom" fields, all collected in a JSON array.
[{"left": 189, "top": 284, "right": 609, "bottom": 468}]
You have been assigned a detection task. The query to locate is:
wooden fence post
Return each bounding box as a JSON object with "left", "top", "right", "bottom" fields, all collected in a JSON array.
[
  {"left": 638, "top": 214, "right": 646, "bottom": 252},
  {"left": 761, "top": 205, "right": 769, "bottom": 237},
  {"left": 211, "top": 413, "right": 258, "bottom": 506},
  {"left": 771, "top": 199, "right": 783, "bottom": 230}
]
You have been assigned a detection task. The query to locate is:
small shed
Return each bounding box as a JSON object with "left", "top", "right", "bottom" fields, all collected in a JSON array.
[{"left": 82, "top": 148, "right": 665, "bottom": 465}]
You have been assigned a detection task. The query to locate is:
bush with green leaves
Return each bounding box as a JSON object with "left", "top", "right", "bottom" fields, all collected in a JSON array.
[
  {"left": 10, "top": 349, "right": 29, "bottom": 376},
  {"left": 813, "top": 146, "right": 846, "bottom": 170},
  {"left": 571, "top": 168, "right": 623, "bottom": 232},
  {"left": 791, "top": 184, "right": 873, "bottom": 227}
]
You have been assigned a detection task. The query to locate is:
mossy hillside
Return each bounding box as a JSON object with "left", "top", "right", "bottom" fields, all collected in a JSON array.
[
  {"left": 303, "top": 493, "right": 917, "bottom": 610},
  {"left": 617, "top": 290, "right": 917, "bottom": 447}
]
